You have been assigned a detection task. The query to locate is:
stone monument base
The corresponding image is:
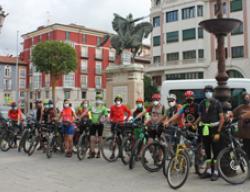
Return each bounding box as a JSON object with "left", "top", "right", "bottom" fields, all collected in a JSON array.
[{"left": 106, "top": 64, "right": 144, "bottom": 109}]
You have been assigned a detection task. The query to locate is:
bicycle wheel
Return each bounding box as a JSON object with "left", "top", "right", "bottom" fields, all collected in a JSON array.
[
  {"left": 28, "top": 136, "right": 39, "bottom": 156},
  {"left": 101, "top": 136, "right": 120, "bottom": 162},
  {"left": 141, "top": 142, "right": 165, "bottom": 172},
  {"left": 129, "top": 140, "right": 141, "bottom": 170},
  {"left": 46, "top": 136, "right": 54, "bottom": 159},
  {"left": 166, "top": 151, "right": 190, "bottom": 189},
  {"left": 0, "top": 133, "right": 10, "bottom": 152},
  {"left": 121, "top": 136, "right": 133, "bottom": 165},
  {"left": 77, "top": 134, "right": 88, "bottom": 160},
  {"left": 217, "top": 147, "right": 249, "bottom": 185},
  {"left": 194, "top": 143, "right": 207, "bottom": 176},
  {"left": 18, "top": 130, "right": 28, "bottom": 152}
]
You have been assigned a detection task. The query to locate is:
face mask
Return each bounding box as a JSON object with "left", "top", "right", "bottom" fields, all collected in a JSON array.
[
  {"left": 12, "top": 107, "right": 17, "bottom": 110},
  {"left": 137, "top": 103, "right": 143, "bottom": 108},
  {"left": 153, "top": 101, "right": 159, "bottom": 106},
  {"left": 168, "top": 101, "right": 176, "bottom": 107},
  {"left": 64, "top": 103, "right": 69, "bottom": 108},
  {"left": 50, "top": 104, "right": 54, "bottom": 108},
  {"left": 83, "top": 103, "right": 88, "bottom": 108},
  {"left": 96, "top": 100, "right": 102, "bottom": 105},
  {"left": 44, "top": 105, "right": 49, "bottom": 109},
  {"left": 205, "top": 92, "right": 213, "bottom": 99},
  {"left": 116, "top": 101, "right": 121, "bottom": 106}
]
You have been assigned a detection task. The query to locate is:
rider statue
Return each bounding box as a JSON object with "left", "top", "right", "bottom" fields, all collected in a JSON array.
[{"left": 98, "top": 13, "right": 153, "bottom": 63}]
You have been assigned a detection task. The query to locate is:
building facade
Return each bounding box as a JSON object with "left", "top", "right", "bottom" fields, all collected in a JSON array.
[
  {"left": 21, "top": 23, "right": 116, "bottom": 110},
  {"left": 0, "top": 56, "right": 28, "bottom": 111},
  {"left": 147, "top": 0, "right": 250, "bottom": 87}
]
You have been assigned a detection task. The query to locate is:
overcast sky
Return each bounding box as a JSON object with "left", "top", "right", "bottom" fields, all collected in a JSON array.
[{"left": 0, "top": 0, "right": 151, "bottom": 55}]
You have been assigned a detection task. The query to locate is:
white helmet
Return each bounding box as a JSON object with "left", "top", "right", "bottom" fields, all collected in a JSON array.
[{"left": 167, "top": 94, "right": 177, "bottom": 101}]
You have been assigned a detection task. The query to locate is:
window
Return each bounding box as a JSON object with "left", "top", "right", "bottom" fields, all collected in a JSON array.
[
  {"left": 167, "top": 52, "right": 179, "bottom": 61},
  {"left": 82, "top": 34, "right": 87, "bottom": 44},
  {"left": 19, "top": 68, "right": 26, "bottom": 78},
  {"left": 230, "top": 0, "right": 242, "bottom": 12},
  {"left": 20, "top": 92, "right": 25, "bottom": 98},
  {"left": 166, "top": 31, "right": 179, "bottom": 43},
  {"left": 153, "top": 36, "right": 160, "bottom": 46},
  {"left": 64, "top": 91, "right": 71, "bottom": 99},
  {"left": 197, "top": 5, "right": 203, "bottom": 17},
  {"left": 4, "top": 66, "right": 11, "bottom": 77},
  {"left": 81, "top": 46, "right": 88, "bottom": 57},
  {"left": 183, "top": 28, "right": 196, "bottom": 41},
  {"left": 19, "top": 79, "right": 26, "bottom": 89},
  {"left": 81, "top": 60, "right": 88, "bottom": 73},
  {"left": 48, "top": 32, "right": 53, "bottom": 40},
  {"left": 65, "top": 31, "right": 70, "bottom": 40},
  {"left": 166, "top": 72, "right": 203, "bottom": 80},
  {"left": 96, "top": 61, "right": 102, "bottom": 74},
  {"left": 45, "top": 91, "right": 50, "bottom": 99},
  {"left": 30, "top": 92, "right": 33, "bottom": 99},
  {"left": 45, "top": 74, "right": 50, "bottom": 87},
  {"left": 166, "top": 10, "right": 178, "bottom": 23},
  {"left": 95, "top": 48, "right": 102, "bottom": 59},
  {"left": 64, "top": 72, "right": 75, "bottom": 87},
  {"left": 153, "top": 56, "right": 161, "bottom": 65},
  {"left": 38, "top": 35, "right": 41, "bottom": 42},
  {"left": 231, "top": 23, "right": 243, "bottom": 35},
  {"left": 153, "top": 16, "right": 160, "bottom": 27},
  {"left": 227, "top": 70, "right": 244, "bottom": 78},
  {"left": 81, "top": 91, "right": 86, "bottom": 99},
  {"left": 33, "top": 74, "right": 40, "bottom": 89},
  {"left": 183, "top": 50, "right": 196, "bottom": 60},
  {"left": 97, "top": 37, "right": 102, "bottom": 46},
  {"left": 35, "top": 91, "right": 41, "bottom": 100},
  {"left": 152, "top": 76, "right": 162, "bottom": 86},
  {"left": 95, "top": 76, "right": 102, "bottom": 89},
  {"left": 198, "top": 49, "right": 204, "bottom": 59},
  {"left": 109, "top": 49, "right": 116, "bottom": 61},
  {"left": 4, "top": 79, "right": 12, "bottom": 90},
  {"left": 81, "top": 75, "right": 88, "bottom": 88},
  {"left": 198, "top": 27, "right": 204, "bottom": 39},
  {"left": 232, "top": 46, "right": 244, "bottom": 58},
  {"left": 155, "top": 0, "right": 161, "bottom": 6},
  {"left": 182, "top": 7, "right": 195, "bottom": 20}
]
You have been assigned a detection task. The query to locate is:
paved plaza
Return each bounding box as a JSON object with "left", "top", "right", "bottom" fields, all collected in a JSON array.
[{"left": 0, "top": 150, "right": 250, "bottom": 192}]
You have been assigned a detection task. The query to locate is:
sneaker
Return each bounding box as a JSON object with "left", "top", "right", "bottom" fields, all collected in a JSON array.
[
  {"left": 96, "top": 151, "right": 101, "bottom": 158},
  {"left": 210, "top": 173, "right": 219, "bottom": 181},
  {"left": 200, "top": 172, "right": 211, "bottom": 179},
  {"left": 110, "top": 153, "right": 115, "bottom": 160},
  {"left": 88, "top": 152, "right": 95, "bottom": 159},
  {"left": 66, "top": 152, "right": 72, "bottom": 158}
]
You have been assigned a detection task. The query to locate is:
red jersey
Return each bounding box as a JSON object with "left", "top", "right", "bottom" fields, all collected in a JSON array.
[
  {"left": 8, "top": 109, "right": 23, "bottom": 122},
  {"left": 110, "top": 104, "right": 131, "bottom": 123},
  {"left": 61, "top": 108, "right": 74, "bottom": 123}
]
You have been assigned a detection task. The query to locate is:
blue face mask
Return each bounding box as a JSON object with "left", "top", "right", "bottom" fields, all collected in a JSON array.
[{"left": 137, "top": 103, "right": 143, "bottom": 108}]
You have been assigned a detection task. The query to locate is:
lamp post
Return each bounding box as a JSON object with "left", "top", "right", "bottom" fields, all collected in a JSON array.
[
  {"left": 0, "top": 6, "right": 8, "bottom": 33},
  {"left": 199, "top": 0, "right": 242, "bottom": 111}
]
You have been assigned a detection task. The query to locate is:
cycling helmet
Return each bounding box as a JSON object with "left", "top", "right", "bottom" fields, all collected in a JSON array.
[
  {"left": 48, "top": 100, "right": 53, "bottom": 105},
  {"left": 114, "top": 95, "right": 123, "bottom": 102},
  {"left": 136, "top": 97, "right": 144, "bottom": 103},
  {"left": 167, "top": 94, "right": 177, "bottom": 101},
  {"left": 10, "top": 102, "right": 17, "bottom": 107},
  {"left": 152, "top": 93, "right": 161, "bottom": 101},
  {"left": 204, "top": 85, "right": 214, "bottom": 92},
  {"left": 184, "top": 90, "right": 194, "bottom": 99}
]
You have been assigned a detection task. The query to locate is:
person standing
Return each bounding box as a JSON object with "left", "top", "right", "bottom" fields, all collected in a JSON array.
[
  {"left": 198, "top": 85, "right": 224, "bottom": 181},
  {"left": 232, "top": 92, "right": 250, "bottom": 159}
]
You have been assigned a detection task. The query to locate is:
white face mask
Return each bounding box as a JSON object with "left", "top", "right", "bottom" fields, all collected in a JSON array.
[
  {"left": 168, "top": 101, "right": 176, "bottom": 107},
  {"left": 205, "top": 92, "right": 213, "bottom": 99},
  {"left": 83, "top": 103, "right": 88, "bottom": 108},
  {"left": 116, "top": 101, "right": 121, "bottom": 106},
  {"left": 153, "top": 101, "right": 159, "bottom": 106},
  {"left": 96, "top": 100, "right": 102, "bottom": 105},
  {"left": 64, "top": 103, "right": 69, "bottom": 108}
]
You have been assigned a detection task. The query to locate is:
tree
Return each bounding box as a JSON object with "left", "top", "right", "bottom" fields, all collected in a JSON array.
[
  {"left": 32, "top": 41, "right": 77, "bottom": 109},
  {"left": 144, "top": 75, "right": 159, "bottom": 102}
]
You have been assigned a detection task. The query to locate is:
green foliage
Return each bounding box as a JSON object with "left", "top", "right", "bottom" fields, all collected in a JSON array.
[
  {"left": 32, "top": 41, "right": 77, "bottom": 77},
  {"left": 144, "top": 75, "right": 159, "bottom": 102}
]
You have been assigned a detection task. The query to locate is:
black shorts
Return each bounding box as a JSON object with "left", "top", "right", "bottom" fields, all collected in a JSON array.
[
  {"left": 147, "top": 123, "right": 163, "bottom": 139},
  {"left": 90, "top": 123, "right": 104, "bottom": 136}
]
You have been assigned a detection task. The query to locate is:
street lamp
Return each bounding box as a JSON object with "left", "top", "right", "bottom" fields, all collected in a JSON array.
[
  {"left": 0, "top": 6, "right": 8, "bottom": 33},
  {"left": 199, "top": 0, "right": 242, "bottom": 111}
]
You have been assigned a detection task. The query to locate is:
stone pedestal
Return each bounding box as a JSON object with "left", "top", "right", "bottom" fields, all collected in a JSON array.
[{"left": 106, "top": 64, "right": 144, "bottom": 109}]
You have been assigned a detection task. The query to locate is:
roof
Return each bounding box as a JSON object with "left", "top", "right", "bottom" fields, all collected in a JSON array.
[
  {"left": 22, "top": 23, "right": 113, "bottom": 37},
  {"left": 0, "top": 56, "right": 26, "bottom": 65}
]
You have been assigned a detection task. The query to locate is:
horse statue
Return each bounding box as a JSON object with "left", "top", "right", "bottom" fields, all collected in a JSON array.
[{"left": 98, "top": 13, "right": 153, "bottom": 63}]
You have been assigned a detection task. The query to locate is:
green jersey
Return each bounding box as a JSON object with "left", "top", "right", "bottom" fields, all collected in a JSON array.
[{"left": 89, "top": 105, "right": 108, "bottom": 124}]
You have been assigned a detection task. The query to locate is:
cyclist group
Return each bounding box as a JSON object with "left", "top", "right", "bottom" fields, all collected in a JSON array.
[{"left": 3, "top": 84, "right": 250, "bottom": 182}]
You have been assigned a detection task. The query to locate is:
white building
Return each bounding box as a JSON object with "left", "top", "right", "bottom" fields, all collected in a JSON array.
[{"left": 147, "top": 0, "right": 250, "bottom": 87}]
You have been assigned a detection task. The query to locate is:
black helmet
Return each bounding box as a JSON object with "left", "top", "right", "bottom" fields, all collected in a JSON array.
[{"left": 204, "top": 85, "right": 214, "bottom": 92}]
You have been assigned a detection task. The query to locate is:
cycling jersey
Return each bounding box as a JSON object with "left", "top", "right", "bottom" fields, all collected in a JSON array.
[
  {"left": 110, "top": 104, "right": 131, "bottom": 123},
  {"left": 8, "top": 109, "right": 22, "bottom": 122},
  {"left": 177, "top": 103, "right": 199, "bottom": 124},
  {"left": 146, "top": 104, "right": 165, "bottom": 124},
  {"left": 89, "top": 105, "right": 108, "bottom": 124},
  {"left": 61, "top": 108, "right": 74, "bottom": 123}
]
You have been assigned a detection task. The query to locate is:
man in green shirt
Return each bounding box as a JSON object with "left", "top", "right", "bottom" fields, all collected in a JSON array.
[{"left": 88, "top": 95, "right": 109, "bottom": 158}]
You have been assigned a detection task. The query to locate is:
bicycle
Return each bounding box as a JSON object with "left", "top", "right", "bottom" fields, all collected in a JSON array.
[
  {"left": 77, "top": 119, "right": 91, "bottom": 160},
  {"left": 217, "top": 120, "right": 250, "bottom": 185}
]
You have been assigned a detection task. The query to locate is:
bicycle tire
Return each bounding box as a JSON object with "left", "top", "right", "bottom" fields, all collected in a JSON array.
[
  {"left": 121, "top": 136, "right": 133, "bottom": 165},
  {"left": 129, "top": 140, "right": 141, "bottom": 170},
  {"left": 194, "top": 143, "right": 207, "bottom": 176},
  {"left": 217, "top": 147, "right": 249, "bottom": 185},
  {"left": 18, "top": 130, "right": 28, "bottom": 152},
  {"left": 46, "top": 136, "right": 54, "bottom": 159},
  {"left": 166, "top": 151, "right": 190, "bottom": 189},
  {"left": 0, "top": 133, "right": 10, "bottom": 152},
  {"left": 141, "top": 142, "right": 165, "bottom": 172},
  {"left": 77, "top": 134, "right": 88, "bottom": 160},
  {"left": 28, "top": 136, "right": 39, "bottom": 156},
  {"left": 101, "top": 136, "right": 120, "bottom": 162}
]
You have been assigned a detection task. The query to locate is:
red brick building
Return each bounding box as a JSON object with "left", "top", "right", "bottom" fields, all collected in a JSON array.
[{"left": 21, "top": 23, "right": 115, "bottom": 109}]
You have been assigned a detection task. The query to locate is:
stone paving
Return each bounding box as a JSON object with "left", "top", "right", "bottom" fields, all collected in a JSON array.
[{"left": 0, "top": 150, "right": 250, "bottom": 192}]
